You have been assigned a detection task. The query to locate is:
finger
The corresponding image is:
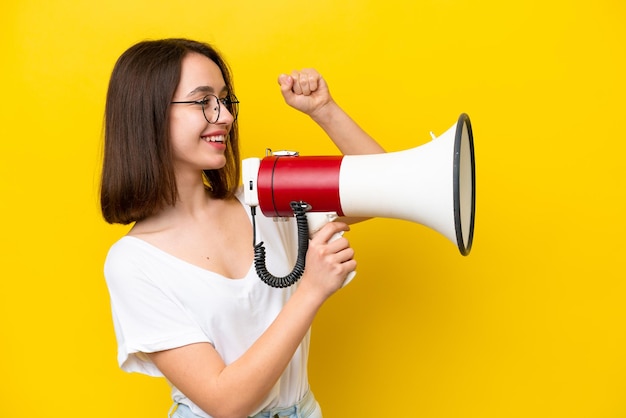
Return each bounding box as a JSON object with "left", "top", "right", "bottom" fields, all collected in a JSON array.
[
  {"left": 277, "top": 74, "right": 294, "bottom": 97},
  {"left": 277, "top": 73, "right": 293, "bottom": 88},
  {"left": 333, "top": 244, "right": 355, "bottom": 263},
  {"left": 332, "top": 251, "right": 357, "bottom": 278},
  {"left": 323, "top": 235, "right": 350, "bottom": 255},
  {"left": 305, "top": 70, "right": 322, "bottom": 95},
  {"left": 341, "top": 258, "right": 357, "bottom": 272},
  {"left": 296, "top": 70, "right": 313, "bottom": 96},
  {"left": 312, "top": 222, "right": 350, "bottom": 244},
  {"left": 302, "top": 69, "right": 320, "bottom": 93},
  {"left": 290, "top": 70, "right": 303, "bottom": 95}
]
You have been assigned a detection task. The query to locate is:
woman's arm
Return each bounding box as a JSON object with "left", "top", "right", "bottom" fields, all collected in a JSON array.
[
  {"left": 147, "top": 221, "right": 355, "bottom": 418},
  {"left": 278, "top": 70, "right": 385, "bottom": 156},
  {"left": 279, "top": 70, "right": 385, "bottom": 225}
]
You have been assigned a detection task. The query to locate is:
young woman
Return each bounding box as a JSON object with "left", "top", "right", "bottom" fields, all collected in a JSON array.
[{"left": 101, "top": 38, "right": 384, "bottom": 418}]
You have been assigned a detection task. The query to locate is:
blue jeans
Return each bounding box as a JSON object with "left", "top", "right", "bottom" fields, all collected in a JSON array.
[{"left": 169, "top": 390, "right": 322, "bottom": 418}]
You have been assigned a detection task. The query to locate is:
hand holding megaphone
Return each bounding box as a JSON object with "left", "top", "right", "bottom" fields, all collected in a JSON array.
[
  {"left": 243, "top": 114, "right": 475, "bottom": 288},
  {"left": 306, "top": 212, "right": 357, "bottom": 287}
]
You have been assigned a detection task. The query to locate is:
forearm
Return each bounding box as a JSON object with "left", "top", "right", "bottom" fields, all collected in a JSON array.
[
  {"left": 214, "top": 286, "right": 324, "bottom": 414},
  {"left": 310, "top": 100, "right": 385, "bottom": 155},
  {"left": 151, "top": 284, "right": 325, "bottom": 418}
]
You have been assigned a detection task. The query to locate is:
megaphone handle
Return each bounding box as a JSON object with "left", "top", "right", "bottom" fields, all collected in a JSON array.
[
  {"left": 343, "top": 269, "right": 357, "bottom": 287},
  {"left": 306, "top": 212, "right": 357, "bottom": 287}
]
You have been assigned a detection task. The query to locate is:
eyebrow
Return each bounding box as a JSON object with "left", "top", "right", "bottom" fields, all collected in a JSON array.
[{"left": 186, "top": 85, "right": 228, "bottom": 97}]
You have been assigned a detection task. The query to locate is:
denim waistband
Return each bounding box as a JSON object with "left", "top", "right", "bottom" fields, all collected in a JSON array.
[
  {"left": 169, "top": 390, "right": 318, "bottom": 418},
  {"left": 250, "top": 389, "right": 317, "bottom": 418}
]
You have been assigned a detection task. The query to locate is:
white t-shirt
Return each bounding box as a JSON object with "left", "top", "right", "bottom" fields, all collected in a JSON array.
[{"left": 104, "top": 193, "right": 309, "bottom": 417}]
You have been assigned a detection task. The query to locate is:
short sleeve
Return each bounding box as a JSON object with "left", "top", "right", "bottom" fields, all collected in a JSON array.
[{"left": 104, "top": 239, "right": 211, "bottom": 376}]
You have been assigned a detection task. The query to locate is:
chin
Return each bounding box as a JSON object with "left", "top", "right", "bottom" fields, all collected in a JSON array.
[{"left": 204, "top": 158, "right": 227, "bottom": 171}]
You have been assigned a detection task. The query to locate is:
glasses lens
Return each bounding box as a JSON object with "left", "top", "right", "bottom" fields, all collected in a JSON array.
[{"left": 203, "top": 95, "right": 219, "bottom": 124}]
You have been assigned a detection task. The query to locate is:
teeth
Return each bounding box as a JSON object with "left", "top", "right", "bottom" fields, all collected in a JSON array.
[{"left": 204, "top": 135, "right": 225, "bottom": 143}]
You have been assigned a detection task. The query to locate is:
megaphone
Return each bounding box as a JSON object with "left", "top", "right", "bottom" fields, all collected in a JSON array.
[{"left": 243, "top": 113, "right": 475, "bottom": 288}]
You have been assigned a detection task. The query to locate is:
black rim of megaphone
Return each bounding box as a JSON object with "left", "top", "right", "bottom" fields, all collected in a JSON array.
[{"left": 453, "top": 113, "right": 476, "bottom": 256}]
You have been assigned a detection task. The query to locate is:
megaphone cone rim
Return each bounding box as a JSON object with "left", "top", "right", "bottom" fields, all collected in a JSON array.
[{"left": 453, "top": 113, "right": 476, "bottom": 256}]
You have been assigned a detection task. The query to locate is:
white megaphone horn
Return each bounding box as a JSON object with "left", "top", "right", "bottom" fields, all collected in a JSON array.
[{"left": 243, "top": 113, "right": 475, "bottom": 288}]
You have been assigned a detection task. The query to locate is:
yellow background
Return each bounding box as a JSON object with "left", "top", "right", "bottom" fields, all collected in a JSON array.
[{"left": 1, "top": 0, "right": 625, "bottom": 417}]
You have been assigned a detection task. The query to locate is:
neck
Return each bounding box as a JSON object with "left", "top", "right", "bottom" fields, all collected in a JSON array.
[{"left": 163, "top": 170, "right": 216, "bottom": 221}]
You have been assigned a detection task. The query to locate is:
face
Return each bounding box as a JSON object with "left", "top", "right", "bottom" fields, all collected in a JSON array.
[{"left": 169, "top": 52, "right": 235, "bottom": 177}]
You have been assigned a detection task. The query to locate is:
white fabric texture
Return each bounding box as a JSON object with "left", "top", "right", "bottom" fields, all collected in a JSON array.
[{"left": 104, "top": 192, "right": 310, "bottom": 417}]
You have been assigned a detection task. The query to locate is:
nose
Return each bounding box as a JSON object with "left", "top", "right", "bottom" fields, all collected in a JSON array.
[{"left": 216, "top": 105, "right": 235, "bottom": 124}]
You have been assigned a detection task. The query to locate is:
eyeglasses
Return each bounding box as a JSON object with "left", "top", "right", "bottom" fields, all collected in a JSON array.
[{"left": 170, "top": 94, "right": 239, "bottom": 124}]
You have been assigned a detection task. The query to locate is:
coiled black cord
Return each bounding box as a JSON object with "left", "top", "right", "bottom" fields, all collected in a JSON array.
[{"left": 251, "top": 201, "right": 310, "bottom": 288}]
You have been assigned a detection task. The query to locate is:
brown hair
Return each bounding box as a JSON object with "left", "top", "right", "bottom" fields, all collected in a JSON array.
[{"left": 100, "top": 38, "right": 240, "bottom": 224}]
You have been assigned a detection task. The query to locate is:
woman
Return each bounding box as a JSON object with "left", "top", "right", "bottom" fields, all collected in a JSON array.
[{"left": 101, "top": 38, "right": 384, "bottom": 418}]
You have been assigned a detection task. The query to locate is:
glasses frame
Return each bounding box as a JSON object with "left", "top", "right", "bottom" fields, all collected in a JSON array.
[{"left": 171, "top": 93, "right": 239, "bottom": 124}]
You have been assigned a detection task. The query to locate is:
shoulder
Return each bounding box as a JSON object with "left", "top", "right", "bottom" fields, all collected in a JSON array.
[
  {"left": 104, "top": 237, "right": 159, "bottom": 286},
  {"left": 106, "top": 236, "right": 149, "bottom": 265}
]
